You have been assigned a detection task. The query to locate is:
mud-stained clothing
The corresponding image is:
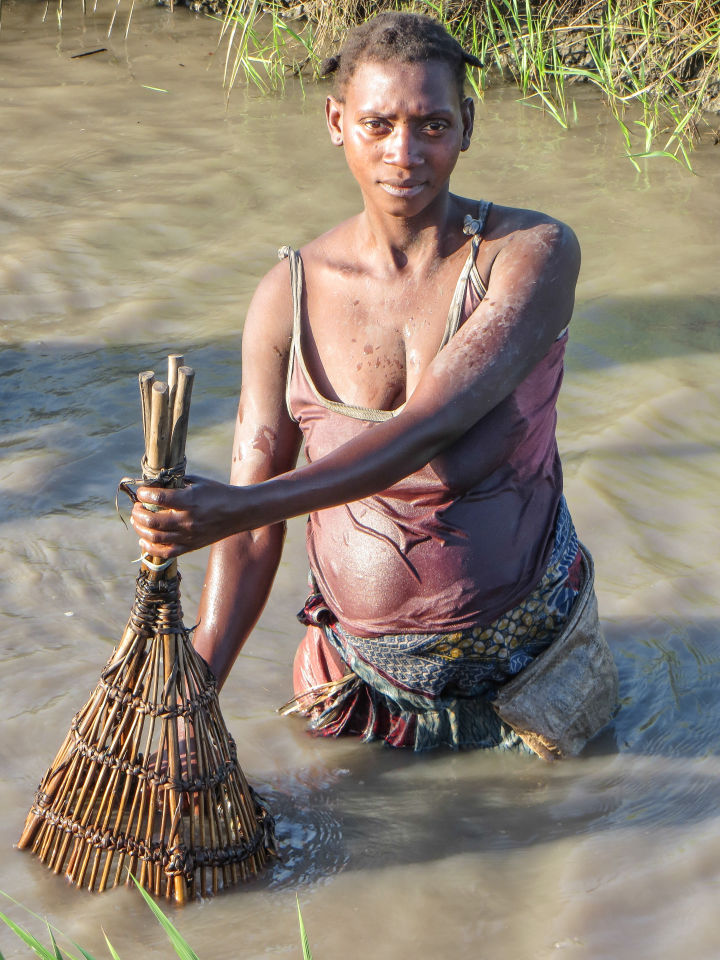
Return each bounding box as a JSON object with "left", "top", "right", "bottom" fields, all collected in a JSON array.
[
  {"left": 278, "top": 201, "right": 581, "bottom": 751},
  {"left": 281, "top": 201, "right": 567, "bottom": 638},
  {"left": 289, "top": 497, "right": 583, "bottom": 751}
]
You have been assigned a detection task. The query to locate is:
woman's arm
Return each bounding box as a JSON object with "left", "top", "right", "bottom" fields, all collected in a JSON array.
[
  {"left": 167, "top": 260, "right": 301, "bottom": 689},
  {"left": 132, "top": 219, "right": 580, "bottom": 560}
]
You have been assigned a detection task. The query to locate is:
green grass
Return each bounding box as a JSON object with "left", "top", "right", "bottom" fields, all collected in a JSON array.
[
  {"left": 296, "top": 894, "right": 313, "bottom": 960},
  {"left": 0, "top": 878, "right": 314, "bottom": 959},
  {"left": 218, "top": 0, "right": 320, "bottom": 93},
  {"left": 218, "top": 0, "right": 720, "bottom": 169},
  {"left": 35, "top": 1, "right": 720, "bottom": 166}
]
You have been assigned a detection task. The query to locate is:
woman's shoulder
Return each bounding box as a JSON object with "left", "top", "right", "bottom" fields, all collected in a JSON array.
[
  {"left": 483, "top": 202, "right": 579, "bottom": 251},
  {"left": 255, "top": 218, "right": 361, "bottom": 297},
  {"left": 468, "top": 201, "right": 579, "bottom": 292},
  {"left": 245, "top": 217, "right": 362, "bottom": 342},
  {"left": 299, "top": 217, "right": 363, "bottom": 274}
]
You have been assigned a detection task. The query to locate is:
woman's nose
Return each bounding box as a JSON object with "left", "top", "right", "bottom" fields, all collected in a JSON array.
[{"left": 383, "top": 125, "right": 422, "bottom": 168}]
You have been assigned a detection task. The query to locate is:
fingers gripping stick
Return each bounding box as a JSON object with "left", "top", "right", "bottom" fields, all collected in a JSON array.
[{"left": 140, "top": 359, "right": 194, "bottom": 573}]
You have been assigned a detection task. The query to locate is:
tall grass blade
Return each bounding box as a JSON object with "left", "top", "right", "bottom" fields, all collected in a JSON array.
[
  {"left": 70, "top": 945, "right": 100, "bottom": 960},
  {"left": 1, "top": 893, "right": 79, "bottom": 959},
  {"left": 46, "top": 924, "right": 63, "bottom": 960},
  {"left": 103, "top": 933, "right": 123, "bottom": 960},
  {"left": 0, "top": 911, "right": 61, "bottom": 960},
  {"left": 296, "top": 896, "right": 313, "bottom": 960},
  {"left": 129, "top": 875, "right": 200, "bottom": 960},
  {"left": 628, "top": 149, "right": 685, "bottom": 164}
]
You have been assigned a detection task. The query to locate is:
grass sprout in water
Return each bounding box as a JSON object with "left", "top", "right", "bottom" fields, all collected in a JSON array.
[
  {"left": 218, "top": 0, "right": 720, "bottom": 169},
  {"left": 0, "top": 876, "right": 315, "bottom": 959},
  {"left": 219, "top": 0, "right": 319, "bottom": 93},
  {"left": 41, "top": 1, "right": 720, "bottom": 167}
]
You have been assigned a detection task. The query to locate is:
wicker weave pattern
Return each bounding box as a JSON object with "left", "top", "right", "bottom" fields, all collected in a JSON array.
[{"left": 18, "top": 359, "right": 275, "bottom": 901}]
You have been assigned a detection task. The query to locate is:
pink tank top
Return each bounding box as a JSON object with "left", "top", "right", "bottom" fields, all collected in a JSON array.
[{"left": 282, "top": 205, "right": 566, "bottom": 638}]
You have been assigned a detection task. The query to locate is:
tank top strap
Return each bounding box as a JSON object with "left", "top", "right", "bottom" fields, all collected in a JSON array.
[
  {"left": 441, "top": 200, "right": 492, "bottom": 346},
  {"left": 278, "top": 244, "right": 303, "bottom": 343},
  {"left": 278, "top": 245, "right": 399, "bottom": 423},
  {"left": 278, "top": 244, "right": 304, "bottom": 422}
]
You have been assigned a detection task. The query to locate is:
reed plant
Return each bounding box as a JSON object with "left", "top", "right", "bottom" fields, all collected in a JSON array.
[
  {"left": 219, "top": 0, "right": 319, "bottom": 92},
  {"left": 43, "top": 1, "right": 719, "bottom": 165},
  {"left": 0, "top": 876, "right": 199, "bottom": 959},
  {"left": 218, "top": 0, "right": 720, "bottom": 168}
]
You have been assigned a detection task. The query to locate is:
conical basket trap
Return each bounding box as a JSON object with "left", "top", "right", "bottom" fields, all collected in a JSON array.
[{"left": 18, "top": 358, "right": 275, "bottom": 901}]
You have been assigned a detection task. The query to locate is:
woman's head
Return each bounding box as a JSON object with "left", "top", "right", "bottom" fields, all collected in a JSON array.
[{"left": 320, "top": 12, "right": 481, "bottom": 104}]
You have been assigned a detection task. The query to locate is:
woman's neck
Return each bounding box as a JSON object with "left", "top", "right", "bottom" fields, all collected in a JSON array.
[{"left": 357, "top": 190, "right": 465, "bottom": 274}]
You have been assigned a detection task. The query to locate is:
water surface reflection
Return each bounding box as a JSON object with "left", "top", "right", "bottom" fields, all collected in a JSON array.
[{"left": 1, "top": 2, "right": 720, "bottom": 959}]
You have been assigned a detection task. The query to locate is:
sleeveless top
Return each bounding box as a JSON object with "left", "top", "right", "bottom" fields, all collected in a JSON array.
[{"left": 281, "top": 202, "right": 567, "bottom": 639}]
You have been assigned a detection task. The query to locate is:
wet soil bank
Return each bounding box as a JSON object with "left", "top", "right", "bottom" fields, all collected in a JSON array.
[{"left": 171, "top": 0, "right": 720, "bottom": 115}]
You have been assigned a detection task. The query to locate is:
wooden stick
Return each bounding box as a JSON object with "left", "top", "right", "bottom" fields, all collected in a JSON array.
[
  {"left": 177, "top": 641, "right": 202, "bottom": 893},
  {"left": 89, "top": 643, "right": 155, "bottom": 890},
  {"left": 169, "top": 365, "right": 194, "bottom": 470},
  {"left": 118, "top": 641, "right": 163, "bottom": 889},
  {"left": 112, "top": 635, "right": 162, "bottom": 890},
  {"left": 167, "top": 355, "right": 183, "bottom": 393},
  {"left": 167, "top": 355, "right": 184, "bottom": 433},
  {"left": 146, "top": 381, "right": 170, "bottom": 474},
  {"left": 138, "top": 371, "right": 155, "bottom": 446}
]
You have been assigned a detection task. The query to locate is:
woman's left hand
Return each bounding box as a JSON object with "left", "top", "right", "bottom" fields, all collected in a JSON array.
[{"left": 130, "top": 476, "right": 247, "bottom": 559}]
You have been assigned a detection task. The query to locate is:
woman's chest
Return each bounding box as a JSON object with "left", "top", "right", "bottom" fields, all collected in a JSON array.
[{"left": 301, "top": 264, "right": 468, "bottom": 411}]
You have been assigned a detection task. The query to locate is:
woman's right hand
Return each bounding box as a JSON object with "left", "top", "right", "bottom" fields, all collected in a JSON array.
[{"left": 130, "top": 475, "right": 250, "bottom": 559}]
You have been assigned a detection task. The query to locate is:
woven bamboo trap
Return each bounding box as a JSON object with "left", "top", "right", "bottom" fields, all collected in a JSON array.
[{"left": 18, "top": 356, "right": 275, "bottom": 902}]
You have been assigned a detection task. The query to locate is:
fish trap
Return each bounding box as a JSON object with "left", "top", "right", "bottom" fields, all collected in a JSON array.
[{"left": 18, "top": 356, "right": 275, "bottom": 902}]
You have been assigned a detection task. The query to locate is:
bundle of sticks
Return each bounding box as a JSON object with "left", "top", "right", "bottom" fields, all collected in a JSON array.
[{"left": 18, "top": 356, "right": 275, "bottom": 902}]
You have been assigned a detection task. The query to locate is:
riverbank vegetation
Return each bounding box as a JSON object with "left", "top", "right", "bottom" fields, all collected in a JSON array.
[
  {"left": 213, "top": 0, "right": 720, "bottom": 168},
  {"left": 35, "top": 0, "right": 720, "bottom": 166}
]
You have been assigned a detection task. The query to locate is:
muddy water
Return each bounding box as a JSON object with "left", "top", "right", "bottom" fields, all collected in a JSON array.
[{"left": 1, "top": 2, "right": 720, "bottom": 958}]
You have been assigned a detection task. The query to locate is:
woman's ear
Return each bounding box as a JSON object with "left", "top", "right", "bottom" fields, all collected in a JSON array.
[
  {"left": 326, "top": 95, "right": 344, "bottom": 147},
  {"left": 460, "top": 96, "right": 475, "bottom": 152}
]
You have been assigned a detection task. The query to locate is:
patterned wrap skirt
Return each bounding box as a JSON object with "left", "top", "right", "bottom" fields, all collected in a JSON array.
[{"left": 284, "top": 497, "right": 584, "bottom": 752}]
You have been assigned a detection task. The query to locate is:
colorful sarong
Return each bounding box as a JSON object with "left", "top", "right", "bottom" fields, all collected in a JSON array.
[{"left": 283, "top": 498, "right": 584, "bottom": 751}]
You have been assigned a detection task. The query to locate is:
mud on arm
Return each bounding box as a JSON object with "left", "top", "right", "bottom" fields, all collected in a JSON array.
[{"left": 134, "top": 221, "right": 579, "bottom": 563}]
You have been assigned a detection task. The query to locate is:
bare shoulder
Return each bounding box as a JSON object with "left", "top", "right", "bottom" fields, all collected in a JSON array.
[
  {"left": 242, "top": 255, "right": 294, "bottom": 358},
  {"left": 232, "top": 254, "right": 301, "bottom": 483},
  {"left": 469, "top": 203, "right": 580, "bottom": 342},
  {"left": 238, "top": 256, "right": 294, "bottom": 420},
  {"left": 243, "top": 220, "right": 359, "bottom": 358},
  {"left": 297, "top": 217, "right": 364, "bottom": 278},
  {"left": 483, "top": 203, "right": 580, "bottom": 278},
  {"left": 243, "top": 222, "right": 360, "bottom": 354}
]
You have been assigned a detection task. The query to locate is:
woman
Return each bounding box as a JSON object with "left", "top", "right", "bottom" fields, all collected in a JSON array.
[{"left": 132, "top": 13, "right": 611, "bottom": 753}]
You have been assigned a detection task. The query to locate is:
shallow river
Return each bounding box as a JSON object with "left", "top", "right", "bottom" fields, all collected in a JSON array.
[{"left": 1, "top": 2, "right": 720, "bottom": 958}]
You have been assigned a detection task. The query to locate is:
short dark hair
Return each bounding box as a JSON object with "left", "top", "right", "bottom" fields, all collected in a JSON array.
[{"left": 319, "top": 12, "right": 482, "bottom": 101}]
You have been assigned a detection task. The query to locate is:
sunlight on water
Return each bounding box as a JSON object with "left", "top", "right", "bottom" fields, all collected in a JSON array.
[{"left": 1, "top": 2, "right": 719, "bottom": 958}]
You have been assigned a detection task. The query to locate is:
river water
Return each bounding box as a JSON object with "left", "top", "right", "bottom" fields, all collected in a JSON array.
[{"left": 1, "top": 2, "right": 720, "bottom": 958}]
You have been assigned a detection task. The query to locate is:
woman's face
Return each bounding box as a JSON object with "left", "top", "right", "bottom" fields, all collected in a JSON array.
[{"left": 326, "top": 58, "right": 474, "bottom": 219}]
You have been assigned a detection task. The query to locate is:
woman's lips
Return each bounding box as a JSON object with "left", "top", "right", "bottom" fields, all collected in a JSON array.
[{"left": 379, "top": 181, "right": 426, "bottom": 198}]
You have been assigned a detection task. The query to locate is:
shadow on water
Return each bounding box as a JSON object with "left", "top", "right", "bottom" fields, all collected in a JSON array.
[
  {"left": 245, "top": 616, "right": 720, "bottom": 889},
  {"left": 0, "top": 338, "right": 243, "bottom": 523},
  {"left": 3, "top": 301, "right": 720, "bottom": 891},
  {"left": 1, "top": 291, "right": 719, "bottom": 522}
]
